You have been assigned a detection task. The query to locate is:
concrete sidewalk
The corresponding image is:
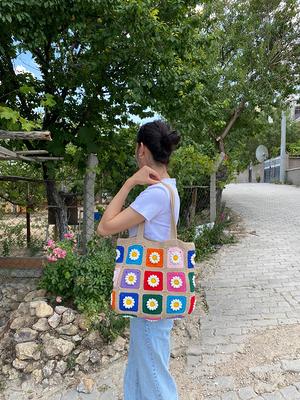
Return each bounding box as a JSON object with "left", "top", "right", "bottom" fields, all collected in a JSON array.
[{"left": 185, "top": 183, "right": 300, "bottom": 399}]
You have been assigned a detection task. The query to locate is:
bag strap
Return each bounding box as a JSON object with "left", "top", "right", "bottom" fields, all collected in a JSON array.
[{"left": 136, "top": 181, "right": 177, "bottom": 240}]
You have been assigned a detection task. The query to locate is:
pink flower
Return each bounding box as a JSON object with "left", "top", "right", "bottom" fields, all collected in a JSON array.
[
  {"left": 56, "top": 296, "right": 63, "bottom": 303},
  {"left": 47, "top": 254, "right": 57, "bottom": 262},
  {"left": 64, "top": 232, "right": 74, "bottom": 240},
  {"left": 47, "top": 239, "right": 56, "bottom": 249},
  {"left": 53, "top": 247, "right": 67, "bottom": 259}
]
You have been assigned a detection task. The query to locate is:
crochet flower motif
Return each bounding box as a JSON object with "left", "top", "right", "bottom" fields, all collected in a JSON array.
[
  {"left": 170, "top": 276, "right": 183, "bottom": 289},
  {"left": 123, "top": 296, "right": 135, "bottom": 309},
  {"left": 147, "top": 274, "right": 160, "bottom": 287},
  {"left": 125, "top": 272, "right": 137, "bottom": 286},
  {"left": 149, "top": 251, "right": 160, "bottom": 264},
  {"left": 169, "top": 250, "right": 181, "bottom": 264},
  {"left": 190, "top": 253, "right": 196, "bottom": 266},
  {"left": 146, "top": 298, "right": 159, "bottom": 311},
  {"left": 116, "top": 248, "right": 121, "bottom": 261},
  {"left": 129, "top": 248, "right": 140, "bottom": 261},
  {"left": 192, "top": 275, "right": 196, "bottom": 288},
  {"left": 170, "top": 298, "right": 183, "bottom": 311}
]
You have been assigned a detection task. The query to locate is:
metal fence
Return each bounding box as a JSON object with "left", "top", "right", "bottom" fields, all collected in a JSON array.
[
  {"left": 264, "top": 156, "right": 281, "bottom": 183},
  {"left": 0, "top": 173, "right": 218, "bottom": 259}
]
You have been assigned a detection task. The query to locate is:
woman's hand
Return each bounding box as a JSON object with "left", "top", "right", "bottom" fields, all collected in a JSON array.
[{"left": 127, "top": 165, "right": 161, "bottom": 187}]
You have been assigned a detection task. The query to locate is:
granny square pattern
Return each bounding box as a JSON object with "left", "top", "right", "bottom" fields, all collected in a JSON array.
[
  {"left": 126, "top": 245, "right": 143, "bottom": 265},
  {"left": 119, "top": 292, "right": 139, "bottom": 312},
  {"left": 144, "top": 271, "right": 163, "bottom": 291},
  {"left": 146, "top": 248, "right": 164, "bottom": 268},
  {"left": 120, "top": 269, "right": 141, "bottom": 289},
  {"left": 167, "top": 247, "right": 184, "bottom": 268},
  {"left": 166, "top": 295, "right": 187, "bottom": 314},
  {"left": 116, "top": 245, "right": 124, "bottom": 263},
  {"left": 187, "top": 250, "right": 195, "bottom": 268},
  {"left": 111, "top": 179, "right": 198, "bottom": 319},
  {"left": 142, "top": 294, "right": 163, "bottom": 314},
  {"left": 188, "top": 272, "right": 195, "bottom": 292},
  {"left": 167, "top": 272, "right": 186, "bottom": 292},
  {"left": 188, "top": 295, "right": 196, "bottom": 314}
]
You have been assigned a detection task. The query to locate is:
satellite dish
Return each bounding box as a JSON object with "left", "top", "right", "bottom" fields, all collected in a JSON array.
[{"left": 256, "top": 145, "right": 269, "bottom": 162}]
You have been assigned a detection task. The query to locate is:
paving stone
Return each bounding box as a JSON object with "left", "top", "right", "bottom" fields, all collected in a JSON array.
[
  {"left": 261, "top": 391, "right": 285, "bottom": 399},
  {"left": 280, "top": 385, "right": 300, "bottom": 400},
  {"left": 221, "top": 391, "right": 239, "bottom": 400},
  {"left": 280, "top": 359, "right": 300, "bottom": 373},
  {"left": 212, "top": 376, "right": 235, "bottom": 391},
  {"left": 238, "top": 386, "right": 259, "bottom": 400}
]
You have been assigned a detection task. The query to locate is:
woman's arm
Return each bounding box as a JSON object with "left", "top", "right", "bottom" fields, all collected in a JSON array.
[{"left": 96, "top": 166, "right": 161, "bottom": 236}]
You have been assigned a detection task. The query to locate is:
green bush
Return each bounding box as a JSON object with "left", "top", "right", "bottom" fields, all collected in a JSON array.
[{"left": 37, "top": 233, "right": 129, "bottom": 339}]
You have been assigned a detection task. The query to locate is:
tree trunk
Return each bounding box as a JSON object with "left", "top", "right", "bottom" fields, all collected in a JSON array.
[{"left": 42, "top": 163, "right": 69, "bottom": 240}]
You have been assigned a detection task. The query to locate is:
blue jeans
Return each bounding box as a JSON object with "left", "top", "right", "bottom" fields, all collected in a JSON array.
[{"left": 123, "top": 317, "right": 179, "bottom": 400}]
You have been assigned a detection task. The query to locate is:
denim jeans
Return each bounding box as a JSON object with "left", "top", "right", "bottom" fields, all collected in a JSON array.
[{"left": 123, "top": 317, "right": 179, "bottom": 400}]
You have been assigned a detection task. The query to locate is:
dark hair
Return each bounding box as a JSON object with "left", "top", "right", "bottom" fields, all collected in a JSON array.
[{"left": 136, "top": 119, "right": 181, "bottom": 164}]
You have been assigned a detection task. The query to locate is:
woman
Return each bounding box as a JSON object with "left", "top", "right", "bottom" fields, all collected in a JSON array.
[{"left": 97, "top": 119, "right": 181, "bottom": 400}]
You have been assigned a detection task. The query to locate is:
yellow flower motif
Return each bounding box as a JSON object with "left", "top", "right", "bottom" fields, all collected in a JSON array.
[
  {"left": 170, "top": 251, "right": 181, "bottom": 264},
  {"left": 146, "top": 298, "right": 159, "bottom": 311},
  {"left": 170, "top": 276, "right": 183, "bottom": 289},
  {"left": 125, "top": 272, "right": 137, "bottom": 285},
  {"left": 147, "top": 274, "right": 160, "bottom": 287},
  {"left": 129, "top": 248, "right": 140, "bottom": 261},
  {"left": 123, "top": 296, "right": 135, "bottom": 309},
  {"left": 149, "top": 251, "right": 160, "bottom": 264},
  {"left": 170, "top": 299, "right": 182, "bottom": 311}
]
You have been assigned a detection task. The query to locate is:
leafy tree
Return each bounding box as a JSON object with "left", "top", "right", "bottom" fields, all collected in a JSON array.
[{"left": 0, "top": 0, "right": 199, "bottom": 238}]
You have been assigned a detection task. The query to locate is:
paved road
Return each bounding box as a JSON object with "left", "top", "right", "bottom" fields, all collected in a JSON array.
[{"left": 186, "top": 183, "right": 300, "bottom": 399}]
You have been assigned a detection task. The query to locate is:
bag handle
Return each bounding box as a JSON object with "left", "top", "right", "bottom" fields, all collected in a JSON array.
[{"left": 136, "top": 181, "right": 177, "bottom": 240}]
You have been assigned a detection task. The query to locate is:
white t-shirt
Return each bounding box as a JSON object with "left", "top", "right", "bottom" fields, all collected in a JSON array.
[{"left": 128, "top": 177, "right": 180, "bottom": 241}]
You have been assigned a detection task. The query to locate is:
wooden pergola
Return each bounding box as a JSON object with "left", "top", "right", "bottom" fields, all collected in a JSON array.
[
  {"left": 0, "top": 130, "right": 63, "bottom": 161},
  {"left": 0, "top": 129, "right": 63, "bottom": 269}
]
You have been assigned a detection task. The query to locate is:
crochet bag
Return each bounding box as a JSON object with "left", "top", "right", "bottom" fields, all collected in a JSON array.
[{"left": 110, "top": 181, "right": 197, "bottom": 321}]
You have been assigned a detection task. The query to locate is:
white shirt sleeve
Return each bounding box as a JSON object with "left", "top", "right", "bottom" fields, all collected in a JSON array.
[{"left": 129, "top": 184, "right": 169, "bottom": 222}]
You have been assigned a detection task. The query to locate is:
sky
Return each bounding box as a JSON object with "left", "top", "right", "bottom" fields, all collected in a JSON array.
[{"left": 13, "top": 51, "right": 160, "bottom": 125}]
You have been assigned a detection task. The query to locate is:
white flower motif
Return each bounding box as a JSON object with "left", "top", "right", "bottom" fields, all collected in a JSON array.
[
  {"left": 147, "top": 274, "right": 160, "bottom": 287},
  {"left": 191, "top": 299, "right": 196, "bottom": 312},
  {"left": 170, "top": 298, "right": 182, "bottom": 311},
  {"left": 125, "top": 272, "right": 137, "bottom": 285},
  {"left": 149, "top": 251, "right": 160, "bottom": 264},
  {"left": 146, "top": 298, "right": 159, "bottom": 311},
  {"left": 129, "top": 248, "right": 140, "bottom": 261},
  {"left": 192, "top": 275, "right": 196, "bottom": 288},
  {"left": 123, "top": 296, "right": 135, "bottom": 309},
  {"left": 170, "top": 276, "right": 183, "bottom": 289},
  {"left": 116, "top": 248, "right": 121, "bottom": 261},
  {"left": 190, "top": 253, "right": 195, "bottom": 265},
  {"left": 170, "top": 250, "right": 181, "bottom": 264}
]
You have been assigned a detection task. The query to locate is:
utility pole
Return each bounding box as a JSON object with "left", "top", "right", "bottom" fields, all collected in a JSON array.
[{"left": 280, "top": 110, "right": 286, "bottom": 184}]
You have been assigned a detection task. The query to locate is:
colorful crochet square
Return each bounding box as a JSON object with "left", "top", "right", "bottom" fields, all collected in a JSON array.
[
  {"left": 167, "top": 247, "right": 184, "bottom": 268},
  {"left": 116, "top": 245, "right": 124, "bottom": 263},
  {"left": 187, "top": 250, "right": 196, "bottom": 268},
  {"left": 167, "top": 272, "right": 187, "bottom": 292},
  {"left": 142, "top": 294, "right": 163, "bottom": 314},
  {"left": 166, "top": 295, "right": 187, "bottom": 314},
  {"left": 188, "top": 295, "right": 196, "bottom": 314},
  {"left": 120, "top": 269, "right": 141, "bottom": 289},
  {"left": 126, "top": 245, "right": 143, "bottom": 265},
  {"left": 143, "top": 270, "right": 163, "bottom": 291},
  {"left": 188, "top": 272, "right": 195, "bottom": 292},
  {"left": 146, "top": 248, "right": 164, "bottom": 268},
  {"left": 119, "top": 292, "right": 139, "bottom": 312},
  {"left": 110, "top": 290, "right": 116, "bottom": 309},
  {"left": 113, "top": 266, "right": 122, "bottom": 288}
]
